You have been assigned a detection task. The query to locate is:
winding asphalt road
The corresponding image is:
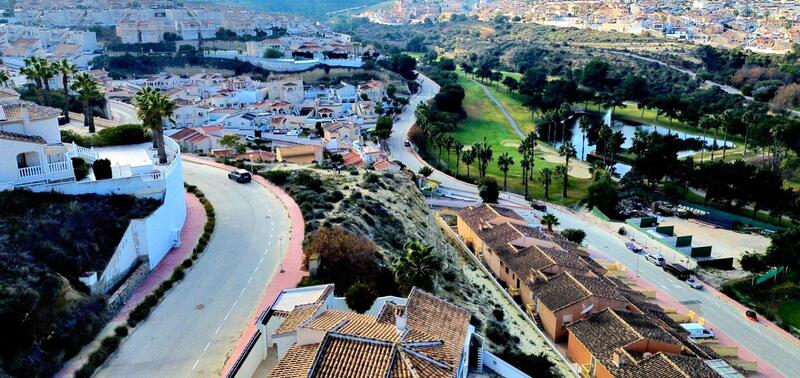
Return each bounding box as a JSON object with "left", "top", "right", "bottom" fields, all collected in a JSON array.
[
  {"left": 98, "top": 161, "right": 290, "bottom": 377},
  {"left": 390, "top": 72, "right": 800, "bottom": 377}
]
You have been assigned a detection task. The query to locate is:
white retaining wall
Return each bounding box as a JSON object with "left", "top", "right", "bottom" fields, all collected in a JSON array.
[{"left": 483, "top": 350, "right": 531, "bottom": 378}]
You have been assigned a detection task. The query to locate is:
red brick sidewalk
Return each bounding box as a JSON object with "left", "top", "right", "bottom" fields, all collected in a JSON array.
[
  {"left": 180, "top": 156, "right": 307, "bottom": 378},
  {"left": 115, "top": 193, "right": 206, "bottom": 320}
]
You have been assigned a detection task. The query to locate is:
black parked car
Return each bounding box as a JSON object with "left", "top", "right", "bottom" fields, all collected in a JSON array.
[
  {"left": 228, "top": 169, "right": 252, "bottom": 183},
  {"left": 663, "top": 263, "right": 690, "bottom": 280}
]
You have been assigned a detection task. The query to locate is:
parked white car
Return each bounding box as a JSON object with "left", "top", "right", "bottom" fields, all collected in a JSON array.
[
  {"left": 680, "top": 323, "right": 715, "bottom": 339},
  {"left": 645, "top": 254, "right": 666, "bottom": 266}
]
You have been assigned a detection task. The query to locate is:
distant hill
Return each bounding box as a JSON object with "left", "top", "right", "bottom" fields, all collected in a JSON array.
[{"left": 210, "top": 0, "right": 382, "bottom": 18}]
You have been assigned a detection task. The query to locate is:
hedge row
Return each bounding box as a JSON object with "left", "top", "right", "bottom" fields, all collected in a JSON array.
[{"left": 74, "top": 184, "right": 216, "bottom": 377}]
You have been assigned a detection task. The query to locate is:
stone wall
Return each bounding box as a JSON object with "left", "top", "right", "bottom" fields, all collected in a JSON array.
[{"left": 107, "top": 260, "right": 151, "bottom": 314}]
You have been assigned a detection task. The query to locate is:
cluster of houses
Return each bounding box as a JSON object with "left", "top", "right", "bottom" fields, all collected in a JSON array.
[
  {"left": 468, "top": 0, "right": 800, "bottom": 54},
  {"left": 455, "top": 204, "right": 741, "bottom": 377},
  {"left": 0, "top": 24, "right": 98, "bottom": 70},
  {"left": 228, "top": 283, "right": 527, "bottom": 378},
  {"left": 135, "top": 72, "right": 397, "bottom": 168}
]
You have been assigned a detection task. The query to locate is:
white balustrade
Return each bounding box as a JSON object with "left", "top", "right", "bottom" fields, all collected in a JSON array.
[
  {"left": 48, "top": 161, "right": 71, "bottom": 173},
  {"left": 18, "top": 165, "right": 44, "bottom": 178}
]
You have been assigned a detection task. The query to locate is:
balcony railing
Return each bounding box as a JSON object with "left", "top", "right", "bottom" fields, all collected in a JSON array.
[
  {"left": 48, "top": 160, "right": 72, "bottom": 174},
  {"left": 18, "top": 165, "right": 44, "bottom": 178}
]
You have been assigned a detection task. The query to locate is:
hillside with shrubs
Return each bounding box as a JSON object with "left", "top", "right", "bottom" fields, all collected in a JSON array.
[{"left": 0, "top": 190, "right": 158, "bottom": 377}]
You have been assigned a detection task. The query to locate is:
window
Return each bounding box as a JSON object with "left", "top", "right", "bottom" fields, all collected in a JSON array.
[{"left": 562, "top": 314, "right": 573, "bottom": 325}]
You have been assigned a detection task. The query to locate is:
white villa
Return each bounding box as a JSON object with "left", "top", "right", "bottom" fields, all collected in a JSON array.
[{"left": 0, "top": 98, "right": 187, "bottom": 294}]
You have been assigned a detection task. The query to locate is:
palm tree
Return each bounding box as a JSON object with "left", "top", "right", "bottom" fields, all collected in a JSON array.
[
  {"left": 558, "top": 141, "right": 577, "bottom": 198},
  {"left": 698, "top": 115, "right": 713, "bottom": 162},
  {"left": 71, "top": 73, "right": 102, "bottom": 133},
  {"left": 539, "top": 167, "right": 553, "bottom": 199},
  {"left": 444, "top": 134, "right": 455, "bottom": 167},
  {"left": 497, "top": 152, "right": 514, "bottom": 190},
  {"left": 578, "top": 115, "right": 590, "bottom": 159},
  {"left": 0, "top": 70, "right": 9, "bottom": 87},
  {"left": 554, "top": 165, "right": 569, "bottom": 198},
  {"left": 475, "top": 139, "right": 493, "bottom": 178},
  {"left": 520, "top": 154, "right": 532, "bottom": 199},
  {"left": 741, "top": 110, "right": 756, "bottom": 158},
  {"left": 40, "top": 60, "right": 55, "bottom": 103},
  {"left": 21, "top": 57, "right": 46, "bottom": 104},
  {"left": 721, "top": 110, "right": 734, "bottom": 160},
  {"left": 461, "top": 148, "right": 475, "bottom": 179},
  {"left": 53, "top": 59, "right": 77, "bottom": 117},
  {"left": 393, "top": 241, "right": 441, "bottom": 294},
  {"left": 709, "top": 115, "right": 720, "bottom": 161},
  {"left": 454, "top": 141, "right": 464, "bottom": 176},
  {"left": 541, "top": 213, "right": 560, "bottom": 232},
  {"left": 134, "top": 87, "right": 176, "bottom": 164}
]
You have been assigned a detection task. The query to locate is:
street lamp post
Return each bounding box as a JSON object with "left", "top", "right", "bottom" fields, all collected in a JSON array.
[{"left": 279, "top": 235, "right": 284, "bottom": 273}]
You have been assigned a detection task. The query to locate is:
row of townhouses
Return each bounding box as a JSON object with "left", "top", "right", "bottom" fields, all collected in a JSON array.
[{"left": 455, "top": 204, "right": 741, "bottom": 377}]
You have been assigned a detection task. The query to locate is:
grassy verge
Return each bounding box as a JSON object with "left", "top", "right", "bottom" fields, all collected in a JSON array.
[
  {"left": 75, "top": 185, "right": 215, "bottom": 378},
  {"left": 426, "top": 71, "right": 590, "bottom": 205}
]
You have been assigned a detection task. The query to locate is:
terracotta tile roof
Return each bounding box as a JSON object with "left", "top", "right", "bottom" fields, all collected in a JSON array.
[
  {"left": 342, "top": 150, "right": 362, "bottom": 166},
  {"left": 268, "top": 343, "right": 320, "bottom": 378},
  {"left": 373, "top": 160, "right": 400, "bottom": 171},
  {"left": 402, "top": 288, "right": 470, "bottom": 368},
  {"left": 567, "top": 308, "right": 692, "bottom": 376},
  {"left": 0, "top": 87, "right": 20, "bottom": 100},
  {"left": 268, "top": 289, "right": 469, "bottom": 378},
  {"left": 375, "top": 301, "right": 404, "bottom": 324},
  {"left": 313, "top": 334, "right": 395, "bottom": 377},
  {"left": 274, "top": 302, "right": 323, "bottom": 334},
  {"left": 531, "top": 272, "right": 593, "bottom": 311},
  {"left": 170, "top": 128, "right": 198, "bottom": 140},
  {"left": 0, "top": 101, "right": 61, "bottom": 123},
  {"left": 0, "top": 130, "right": 45, "bottom": 144}
]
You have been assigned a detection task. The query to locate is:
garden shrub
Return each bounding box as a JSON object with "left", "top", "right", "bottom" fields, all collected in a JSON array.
[
  {"left": 263, "top": 169, "right": 291, "bottom": 184},
  {"left": 92, "top": 158, "right": 113, "bottom": 179},
  {"left": 72, "top": 157, "right": 89, "bottom": 180},
  {"left": 345, "top": 282, "right": 378, "bottom": 313}
]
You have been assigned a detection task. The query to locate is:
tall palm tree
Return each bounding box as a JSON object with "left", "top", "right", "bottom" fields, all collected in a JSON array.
[
  {"left": 541, "top": 213, "right": 560, "bottom": 232},
  {"left": 461, "top": 148, "right": 475, "bottom": 179},
  {"left": 578, "top": 115, "right": 590, "bottom": 159},
  {"left": 539, "top": 167, "right": 553, "bottom": 199},
  {"left": 453, "top": 141, "right": 464, "bottom": 176},
  {"left": 741, "top": 110, "right": 757, "bottom": 158},
  {"left": 134, "top": 87, "right": 176, "bottom": 164},
  {"left": 558, "top": 141, "right": 577, "bottom": 198},
  {"left": 554, "top": 165, "right": 569, "bottom": 198},
  {"left": 71, "top": 73, "right": 102, "bottom": 133},
  {"left": 721, "top": 110, "right": 734, "bottom": 160},
  {"left": 520, "top": 154, "right": 532, "bottom": 199},
  {"left": 53, "top": 59, "right": 77, "bottom": 117},
  {"left": 710, "top": 115, "right": 720, "bottom": 161},
  {"left": 21, "top": 56, "right": 46, "bottom": 104},
  {"left": 0, "top": 70, "right": 10, "bottom": 87},
  {"left": 497, "top": 152, "right": 514, "bottom": 190},
  {"left": 392, "top": 241, "right": 441, "bottom": 294},
  {"left": 149, "top": 93, "right": 177, "bottom": 164},
  {"left": 40, "top": 60, "right": 55, "bottom": 104},
  {"left": 698, "top": 115, "right": 713, "bottom": 162}
]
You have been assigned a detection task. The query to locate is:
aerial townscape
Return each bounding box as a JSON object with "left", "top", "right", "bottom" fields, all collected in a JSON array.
[{"left": 2, "top": 0, "right": 800, "bottom": 378}]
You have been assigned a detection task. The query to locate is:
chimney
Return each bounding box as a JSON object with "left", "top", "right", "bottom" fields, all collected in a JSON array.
[
  {"left": 612, "top": 351, "right": 627, "bottom": 367},
  {"left": 21, "top": 106, "right": 30, "bottom": 126},
  {"left": 395, "top": 311, "right": 407, "bottom": 332}
]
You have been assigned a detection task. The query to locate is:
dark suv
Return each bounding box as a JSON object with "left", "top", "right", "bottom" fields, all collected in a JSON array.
[
  {"left": 228, "top": 169, "right": 252, "bottom": 183},
  {"left": 663, "top": 263, "right": 690, "bottom": 280}
]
